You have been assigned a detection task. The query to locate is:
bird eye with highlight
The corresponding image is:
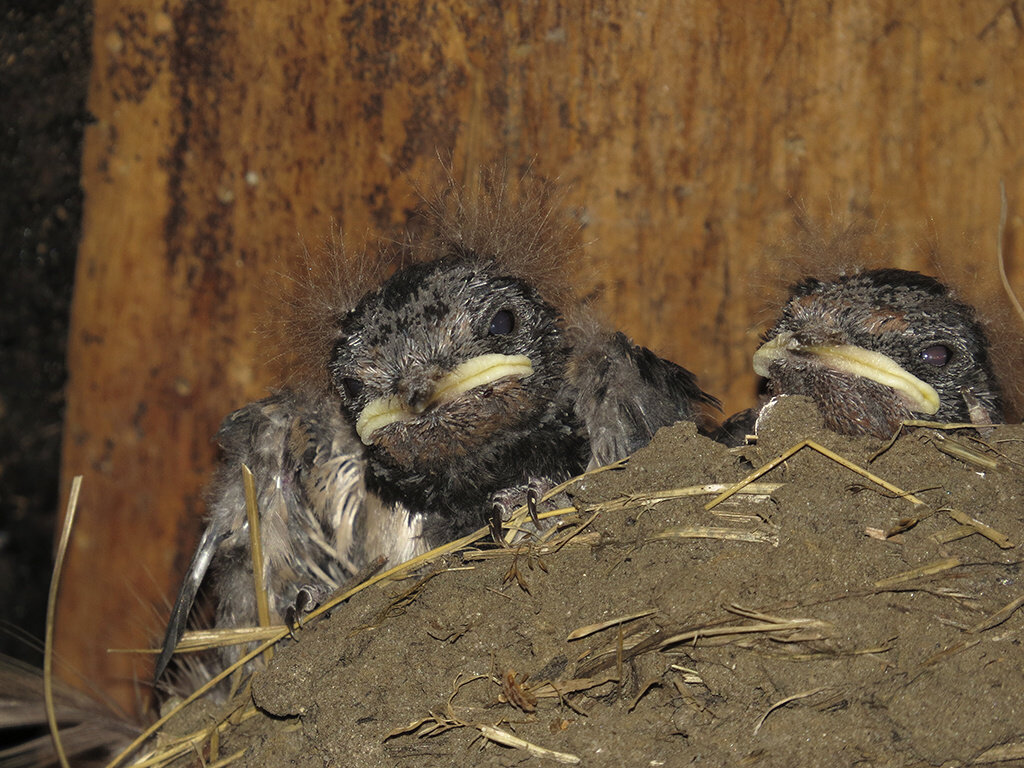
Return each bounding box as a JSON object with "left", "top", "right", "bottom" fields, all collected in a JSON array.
[
  {"left": 920, "top": 344, "right": 952, "bottom": 367},
  {"left": 340, "top": 377, "right": 364, "bottom": 399},
  {"left": 488, "top": 309, "right": 515, "bottom": 336}
]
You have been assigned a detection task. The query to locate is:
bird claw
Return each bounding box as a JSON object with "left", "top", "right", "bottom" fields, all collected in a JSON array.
[
  {"left": 285, "top": 583, "right": 330, "bottom": 637},
  {"left": 489, "top": 479, "right": 555, "bottom": 546},
  {"left": 526, "top": 487, "right": 541, "bottom": 528},
  {"left": 489, "top": 502, "right": 506, "bottom": 546}
]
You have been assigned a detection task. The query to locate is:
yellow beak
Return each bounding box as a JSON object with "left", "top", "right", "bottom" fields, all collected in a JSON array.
[
  {"left": 753, "top": 332, "right": 940, "bottom": 415},
  {"left": 355, "top": 353, "right": 534, "bottom": 444}
]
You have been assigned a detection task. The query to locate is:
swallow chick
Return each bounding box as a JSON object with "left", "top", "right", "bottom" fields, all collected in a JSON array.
[
  {"left": 155, "top": 173, "right": 719, "bottom": 683},
  {"left": 750, "top": 268, "right": 1003, "bottom": 438}
]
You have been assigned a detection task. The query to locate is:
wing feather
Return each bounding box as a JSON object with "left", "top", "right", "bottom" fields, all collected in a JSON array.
[
  {"left": 569, "top": 328, "right": 719, "bottom": 468},
  {"left": 154, "top": 389, "right": 367, "bottom": 682}
]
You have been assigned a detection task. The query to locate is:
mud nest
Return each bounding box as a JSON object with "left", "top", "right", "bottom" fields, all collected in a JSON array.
[{"left": 148, "top": 396, "right": 1024, "bottom": 768}]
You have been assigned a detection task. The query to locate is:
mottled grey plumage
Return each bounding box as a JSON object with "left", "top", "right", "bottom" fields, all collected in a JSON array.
[
  {"left": 155, "top": 178, "right": 717, "bottom": 683},
  {"left": 569, "top": 325, "right": 716, "bottom": 467},
  {"left": 154, "top": 391, "right": 366, "bottom": 681},
  {"left": 733, "top": 268, "right": 1003, "bottom": 440}
]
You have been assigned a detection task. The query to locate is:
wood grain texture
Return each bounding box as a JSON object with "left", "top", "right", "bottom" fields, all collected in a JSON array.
[{"left": 60, "top": 0, "right": 1024, "bottom": 709}]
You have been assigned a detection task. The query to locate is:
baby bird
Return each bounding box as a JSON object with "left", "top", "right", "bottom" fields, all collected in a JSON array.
[
  {"left": 747, "top": 268, "right": 1003, "bottom": 438},
  {"left": 154, "top": 176, "right": 718, "bottom": 682}
]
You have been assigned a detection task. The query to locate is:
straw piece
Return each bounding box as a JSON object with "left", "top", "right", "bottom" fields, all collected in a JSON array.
[
  {"left": 45, "top": 475, "right": 82, "bottom": 768},
  {"left": 651, "top": 526, "right": 779, "bottom": 546},
  {"left": 476, "top": 725, "right": 580, "bottom": 764},
  {"left": 706, "top": 439, "right": 926, "bottom": 511},
  {"left": 969, "top": 595, "right": 1024, "bottom": 634},
  {"left": 753, "top": 688, "right": 826, "bottom": 735},
  {"left": 567, "top": 609, "right": 656, "bottom": 641},
  {"left": 873, "top": 557, "right": 961, "bottom": 588},
  {"left": 944, "top": 508, "right": 1014, "bottom": 549}
]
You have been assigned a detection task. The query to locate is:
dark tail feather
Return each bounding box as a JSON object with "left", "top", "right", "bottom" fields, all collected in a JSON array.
[{"left": 153, "top": 525, "right": 226, "bottom": 683}]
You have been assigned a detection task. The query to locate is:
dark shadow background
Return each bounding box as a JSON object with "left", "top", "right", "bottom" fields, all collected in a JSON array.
[{"left": 0, "top": 0, "right": 91, "bottom": 665}]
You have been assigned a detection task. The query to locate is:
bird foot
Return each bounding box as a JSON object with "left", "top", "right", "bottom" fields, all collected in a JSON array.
[
  {"left": 489, "top": 479, "right": 558, "bottom": 545},
  {"left": 285, "top": 583, "right": 331, "bottom": 636}
]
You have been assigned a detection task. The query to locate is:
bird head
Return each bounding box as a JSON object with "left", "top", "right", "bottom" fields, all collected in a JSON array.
[
  {"left": 328, "top": 252, "right": 567, "bottom": 473},
  {"left": 753, "top": 269, "right": 1002, "bottom": 437}
]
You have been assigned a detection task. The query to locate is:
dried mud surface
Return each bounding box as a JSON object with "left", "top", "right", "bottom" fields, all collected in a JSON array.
[{"left": 170, "top": 397, "right": 1024, "bottom": 768}]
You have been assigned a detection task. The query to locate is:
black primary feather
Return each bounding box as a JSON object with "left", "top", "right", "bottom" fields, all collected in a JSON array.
[{"left": 156, "top": 173, "right": 717, "bottom": 683}]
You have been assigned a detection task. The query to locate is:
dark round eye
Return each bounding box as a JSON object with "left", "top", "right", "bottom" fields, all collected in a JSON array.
[
  {"left": 488, "top": 309, "right": 515, "bottom": 336},
  {"left": 340, "top": 377, "right": 364, "bottom": 399},
  {"left": 921, "top": 345, "right": 951, "bottom": 367}
]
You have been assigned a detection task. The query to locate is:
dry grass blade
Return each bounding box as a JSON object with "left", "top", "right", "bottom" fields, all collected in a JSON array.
[
  {"left": 205, "top": 749, "right": 246, "bottom": 768},
  {"left": 974, "top": 740, "right": 1024, "bottom": 763},
  {"left": 241, "top": 465, "right": 272, "bottom": 632},
  {"left": 900, "top": 420, "right": 986, "bottom": 430},
  {"left": 161, "top": 625, "right": 287, "bottom": 652},
  {"left": 873, "top": 557, "right": 961, "bottom": 588},
  {"left": 726, "top": 605, "right": 793, "bottom": 622},
  {"left": 805, "top": 441, "right": 927, "bottom": 504},
  {"left": 782, "top": 642, "right": 894, "bottom": 661},
  {"left": 107, "top": 635, "right": 284, "bottom": 767},
  {"left": 669, "top": 664, "right": 704, "bottom": 684},
  {"left": 462, "top": 532, "right": 600, "bottom": 562},
  {"left": 361, "top": 569, "right": 445, "bottom": 629},
  {"left": 476, "top": 725, "right": 580, "bottom": 764},
  {"left": 581, "top": 482, "right": 782, "bottom": 513},
  {"left": 133, "top": 467, "right": 615, "bottom": 763},
  {"left": 753, "top": 687, "right": 826, "bottom": 735},
  {"left": 658, "top": 615, "right": 831, "bottom": 650},
  {"left": 108, "top": 625, "right": 286, "bottom": 656},
  {"left": 969, "top": 595, "right": 1024, "bottom": 634},
  {"left": 570, "top": 629, "right": 661, "bottom": 677},
  {"left": 704, "top": 443, "right": 805, "bottom": 509},
  {"left": 128, "top": 704, "right": 257, "bottom": 768},
  {"left": 706, "top": 439, "right": 925, "bottom": 511},
  {"left": 307, "top": 525, "right": 489, "bottom": 620},
  {"left": 651, "top": 526, "right": 779, "bottom": 546},
  {"left": 386, "top": 715, "right": 449, "bottom": 740},
  {"left": 931, "top": 524, "right": 978, "bottom": 545},
  {"left": 627, "top": 679, "right": 663, "bottom": 712},
  {"left": 386, "top": 672, "right": 582, "bottom": 762},
  {"left": 44, "top": 474, "right": 81, "bottom": 768},
  {"left": 566, "top": 609, "right": 656, "bottom": 641},
  {"left": 919, "top": 638, "right": 981, "bottom": 668},
  {"left": 996, "top": 179, "right": 1024, "bottom": 328},
  {"left": 943, "top": 508, "right": 1014, "bottom": 549},
  {"left": 923, "top": 432, "right": 1000, "bottom": 470},
  {"left": 530, "top": 672, "right": 619, "bottom": 699}
]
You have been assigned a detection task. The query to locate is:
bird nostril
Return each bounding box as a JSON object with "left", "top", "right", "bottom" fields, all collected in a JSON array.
[
  {"left": 403, "top": 384, "right": 434, "bottom": 414},
  {"left": 398, "top": 366, "right": 445, "bottom": 414}
]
